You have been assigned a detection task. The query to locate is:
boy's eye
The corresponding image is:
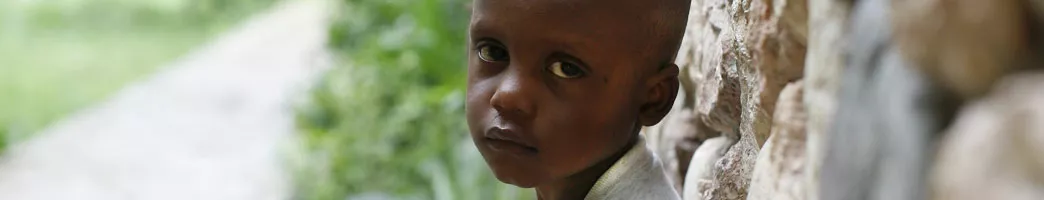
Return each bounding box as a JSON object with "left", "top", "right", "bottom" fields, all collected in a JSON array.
[
  {"left": 548, "top": 61, "right": 585, "bottom": 79},
  {"left": 477, "top": 45, "right": 509, "bottom": 62}
]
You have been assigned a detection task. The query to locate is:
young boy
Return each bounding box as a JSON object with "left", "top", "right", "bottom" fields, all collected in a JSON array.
[{"left": 465, "top": 0, "right": 691, "bottom": 199}]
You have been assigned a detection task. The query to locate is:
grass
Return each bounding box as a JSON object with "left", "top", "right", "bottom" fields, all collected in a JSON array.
[
  {"left": 293, "top": 0, "right": 535, "bottom": 199},
  {"left": 0, "top": 0, "right": 274, "bottom": 144}
]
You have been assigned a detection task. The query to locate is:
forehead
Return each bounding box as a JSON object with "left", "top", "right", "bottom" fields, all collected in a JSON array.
[
  {"left": 470, "top": 0, "right": 657, "bottom": 65},
  {"left": 473, "top": 0, "right": 642, "bottom": 21}
]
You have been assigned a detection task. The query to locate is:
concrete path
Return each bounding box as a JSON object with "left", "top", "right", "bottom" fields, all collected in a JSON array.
[{"left": 0, "top": 0, "right": 332, "bottom": 199}]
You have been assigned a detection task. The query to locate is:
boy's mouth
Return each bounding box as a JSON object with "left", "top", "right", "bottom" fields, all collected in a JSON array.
[{"left": 484, "top": 127, "right": 538, "bottom": 155}]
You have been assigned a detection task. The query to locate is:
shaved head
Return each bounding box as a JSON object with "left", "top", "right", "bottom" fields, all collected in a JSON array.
[
  {"left": 633, "top": 0, "right": 694, "bottom": 66},
  {"left": 566, "top": 0, "right": 693, "bottom": 66}
]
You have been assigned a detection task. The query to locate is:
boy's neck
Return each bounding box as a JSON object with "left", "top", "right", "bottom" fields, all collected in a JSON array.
[{"left": 535, "top": 136, "right": 638, "bottom": 200}]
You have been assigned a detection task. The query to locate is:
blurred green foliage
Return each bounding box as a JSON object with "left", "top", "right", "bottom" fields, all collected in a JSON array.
[
  {"left": 0, "top": 0, "right": 274, "bottom": 147},
  {"left": 294, "top": 0, "right": 533, "bottom": 199}
]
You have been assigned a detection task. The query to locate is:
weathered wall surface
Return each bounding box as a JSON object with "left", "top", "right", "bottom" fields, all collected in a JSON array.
[{"left": 645, "top": 0, "right": 1044, "bottom": 199}]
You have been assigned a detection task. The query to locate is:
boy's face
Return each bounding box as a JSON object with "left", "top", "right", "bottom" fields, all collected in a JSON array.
[{"left": 465, "top": 0, "right": 676, "bottom": 187}]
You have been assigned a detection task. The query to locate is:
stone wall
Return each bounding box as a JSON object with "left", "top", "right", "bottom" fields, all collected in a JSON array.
[{"left": 643, "top": 0, "right": 1044, "bottom": 199}]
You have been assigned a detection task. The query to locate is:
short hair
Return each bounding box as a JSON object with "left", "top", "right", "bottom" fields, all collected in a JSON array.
[{"left": 643, "top": 0, "right": 692, "bottom": 68}]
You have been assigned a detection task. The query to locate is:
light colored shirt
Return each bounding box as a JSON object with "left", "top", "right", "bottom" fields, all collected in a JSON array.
[{"left": 585, "top": 137, "right": 682, "bottom": 200}]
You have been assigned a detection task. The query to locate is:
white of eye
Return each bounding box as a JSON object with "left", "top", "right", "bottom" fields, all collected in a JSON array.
[
  {"left": 477, "top": 46, "right": 507, "bottom": 62},
  {"left": 549, "top": 61, "right": 583, "bottom": 78}
]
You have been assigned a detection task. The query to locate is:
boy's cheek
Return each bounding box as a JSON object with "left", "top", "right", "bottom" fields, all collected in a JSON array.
[
  {"left": 535, "top": 100, "right": 639, "bottom": 152},
  {"left": 465, "top": 76, "right": 497, "bottom": 101},
  {"left": 464, "top": 81, "right": 494, "bottom": 128},
  {"left": 536, "top": 103, "right": 613, "bottom": 137}
]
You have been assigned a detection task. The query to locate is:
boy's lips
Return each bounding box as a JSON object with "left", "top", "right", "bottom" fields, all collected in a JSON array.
[{"left": 484, "top": 127, "right": 538, "bottom": 154}]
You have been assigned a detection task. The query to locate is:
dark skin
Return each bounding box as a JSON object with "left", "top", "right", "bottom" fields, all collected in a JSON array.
[{"left": 464, "top": 0, "right": 684, "bottom": 199}]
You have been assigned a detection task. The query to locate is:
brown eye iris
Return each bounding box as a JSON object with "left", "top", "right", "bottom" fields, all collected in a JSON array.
[
  {"left": 549, "top": 61, "right": 584, "bottom": 78},
  {"left": 477, "top": 45, "right": 509, "bottom": 62}
]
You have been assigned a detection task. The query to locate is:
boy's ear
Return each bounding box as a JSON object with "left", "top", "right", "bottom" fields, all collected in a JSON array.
[{"left": 638, "top": 63, "right": 680, "bottom": 126}]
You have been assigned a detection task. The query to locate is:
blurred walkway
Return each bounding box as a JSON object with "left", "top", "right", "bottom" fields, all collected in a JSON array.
[{"left": 0, "top": 0, "right": 332, "bottom": 199}]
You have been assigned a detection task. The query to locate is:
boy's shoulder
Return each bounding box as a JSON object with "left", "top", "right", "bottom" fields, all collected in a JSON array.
[{"left": 585, "top": 137, "right": 682, "bottom": 200}]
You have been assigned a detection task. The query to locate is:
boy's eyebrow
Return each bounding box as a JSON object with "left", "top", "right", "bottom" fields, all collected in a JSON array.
[
  {"left": 467, "top": 19, "right": 491, "bottom": 39},
  {"left": 468, "top": 14, "right": 505, "bottom": 42},
  {"left": 469, "top": 15, "right": 585, "bottom": 53}
]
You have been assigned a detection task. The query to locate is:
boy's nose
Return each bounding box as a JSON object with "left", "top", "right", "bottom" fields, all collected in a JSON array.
[{"left": 490, "top": 71, "right": 536, "bottom": 119}]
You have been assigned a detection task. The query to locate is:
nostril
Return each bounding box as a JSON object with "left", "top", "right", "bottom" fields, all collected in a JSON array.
[
  {"left": 490, "top": 90, "right": 532, "bottom": 118},
  {"left": 491, "top": 97, "right": 524, "bottom": 116}
]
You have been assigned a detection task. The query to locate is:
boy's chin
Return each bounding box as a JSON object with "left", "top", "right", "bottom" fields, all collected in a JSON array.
[
  {"left": 486, "top": 164, "right": 547, "bottom": 188},
  {"left": 477, "top": 143, "right": 547, "bottom": 188},
  {"left": 491, "top": 171, "right": 542, "bottom": 188}
]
